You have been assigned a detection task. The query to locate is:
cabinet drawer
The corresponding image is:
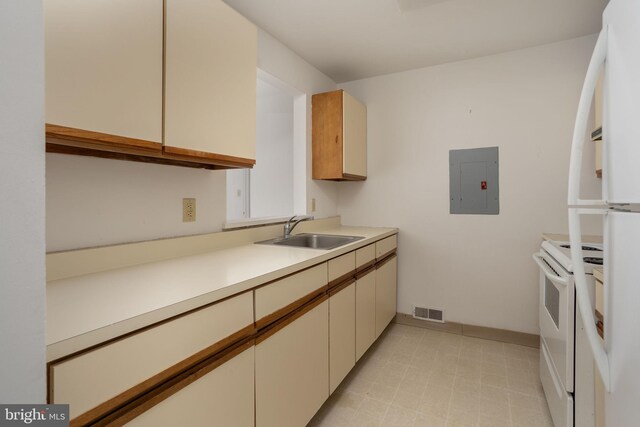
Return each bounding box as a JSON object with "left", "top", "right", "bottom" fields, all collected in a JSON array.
[
  {"left": 355, "top": 244, "right": 375, "bottom": 270},
  {"left": 126, "top": 345, "right": 255, "bottom": 427},
  {"left": 328, "top": 252, "right": 355, "bottom": 286},
  {"left": 375, "top": 235, "right": 397, "bottom": 259},
  {"left": 255, "top": 264, "right": 327, "bottom": 327},
  {"left": 50, "top": 292, "right": 253, "bottom": 420}
]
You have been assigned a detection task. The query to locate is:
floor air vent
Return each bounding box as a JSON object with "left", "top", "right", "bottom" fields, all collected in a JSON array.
[{"left": 413, "top": 306, "right": 445, "bottom": 323}]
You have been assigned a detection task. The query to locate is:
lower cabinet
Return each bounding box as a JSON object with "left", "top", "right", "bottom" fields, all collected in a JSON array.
[
  {"left": 329, "top": 282, "right": 356, "bottom": 394},
  {"left": 355, "top": 268, "right": 376, "bottom": 361},
  {"left": 375, "top": 254, "right": 398, "bottom": 338},
  {"left": 256, "top": 298, "right": 329, "bottom": 427},
  {"left": 126, "top": 345, "right": 255, "bottom": 427}
]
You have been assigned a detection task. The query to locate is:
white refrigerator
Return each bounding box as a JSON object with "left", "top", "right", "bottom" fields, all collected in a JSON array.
[{"left": 567, "top": 0, "right": 640, "bottom": 426}]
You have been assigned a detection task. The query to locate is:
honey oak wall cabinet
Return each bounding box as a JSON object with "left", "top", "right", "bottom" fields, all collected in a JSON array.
[
  {"left": 312, "top": 90, "right": 367, "bottom": 181},
  {"left": 45, "top": 0, "right": 257, "bottom": 170}
]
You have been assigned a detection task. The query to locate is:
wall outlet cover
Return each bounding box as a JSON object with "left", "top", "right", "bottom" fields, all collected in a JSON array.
[{"left": 183, "top": 198, "right": 196, "bottom": 222}]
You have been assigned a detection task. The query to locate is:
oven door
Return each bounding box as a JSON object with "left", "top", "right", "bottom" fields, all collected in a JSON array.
[{"left": 533, "top": 250, "right": 574, "bottom": 392}]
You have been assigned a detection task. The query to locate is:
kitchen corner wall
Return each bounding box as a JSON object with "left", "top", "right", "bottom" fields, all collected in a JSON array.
[
  {"left": 46, "top": 28, "right": 337, "bottom": 252},
  {"left": 337, "top": 35, "right": 601, "bottom": 334},
  {"left": 0, "top": 1, "right": 46, "bottom": 402}
]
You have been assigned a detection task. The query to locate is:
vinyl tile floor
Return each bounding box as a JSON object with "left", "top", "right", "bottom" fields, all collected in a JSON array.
[{"left": 308, "top": 323, "right": 553, "bottom": 427}]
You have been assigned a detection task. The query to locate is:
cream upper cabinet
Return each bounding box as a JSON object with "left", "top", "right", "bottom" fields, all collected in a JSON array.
[
  {"left": 164, "top": 0, "right": 257, "bottom": 165},
  {"left": 45, "top": 0, "right": 163, "bottom": 145},
  {"left": 256, "top": 299, "right": 329, "bottom": 427},
  {"left": 375, "top": 255, "right": 398, "bottom": 338},
  {"left": 329, "top": 283, "right": 356, "bottom": 394},
  {"left": 355, "top": 268, "right": 376, "bottom": 361},
  {"left": 126, "top": 346, "right": 255, "bottom": 427},
  {"left": 312, "top": 90, "right": 367, "bottom": 181}
]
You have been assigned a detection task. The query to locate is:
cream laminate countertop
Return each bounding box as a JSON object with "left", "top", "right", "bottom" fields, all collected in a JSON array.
[{"left": 47, "top": 226, "right": 397, "bottom": 361}]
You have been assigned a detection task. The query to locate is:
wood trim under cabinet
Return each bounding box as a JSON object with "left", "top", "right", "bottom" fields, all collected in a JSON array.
[
  {"left": 255, "top": 294, "right": 329, "bottom": 345},
  {"left": 46, "top": 124, "right": 255, "bottom": 170},
  {"left": 163, "top": 146, "right": 255, "bottom": 169},
  {"left": 339, "top": 173, "right": 366, "bottom": 181},
  {"left": 46, "top": 124, "right": 162, "bottom": 153},
  {"left": 92, "top": 338, "right": 255, "bottom": 427},
  {"left": 255, "top": 286, "right": 328, "bottom": 331}
]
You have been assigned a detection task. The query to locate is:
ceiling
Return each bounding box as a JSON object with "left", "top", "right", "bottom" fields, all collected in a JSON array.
[{"left": 224, "top": 0, "right": 608, "bottom": 83}]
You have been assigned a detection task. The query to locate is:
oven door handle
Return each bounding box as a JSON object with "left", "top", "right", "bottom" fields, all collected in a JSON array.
[{"left": 532, "top": 253, "right": 569, "bottom": 287}]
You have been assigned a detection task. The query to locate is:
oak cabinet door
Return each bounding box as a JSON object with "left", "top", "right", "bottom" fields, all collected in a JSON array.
[
  {"left": 329, "top": 283, "right": 356, "bottom": 394},
  {"left": 45, "top": 0, "right": 163, "bottom": 145},
  {"left": 312, "top": 90, "right": 366, "bottom": 181},
  {"left": 164, "top": 0, "right": 257, "bottom": 164},
  {"left": 256, "top": 300, "right": 329, "bottom": 427},
  {"left": 375, "top": 255, "right": 398, "bottom": 338}
]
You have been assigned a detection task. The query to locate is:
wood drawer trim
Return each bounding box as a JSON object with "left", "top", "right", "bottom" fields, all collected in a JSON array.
[
  {"left": 355, "top": 259, "right": 376, "bottom": 274},
  {"left": 64, "top": 323, "right": 255, "bottom": 427},
  {"left": 255, "top": 294, "right": 329, "bottom": 345},
  {"left": 355, "top": 265, "right": 376, "bottom": 280},
  {"left": 255, "top": 286, "right": 327, "bottom": 331},
  {"left": 376, "top": 249, "right": 397, "bottom": 264},
  {"left": 327, "top": 270, "right": 356, "bottom": 290},
  {"left": 328, "top": 278, "right": 356, "bottom": 297},
  {"left": 91, "top": 338, "right": 255, "bottom": 427}
]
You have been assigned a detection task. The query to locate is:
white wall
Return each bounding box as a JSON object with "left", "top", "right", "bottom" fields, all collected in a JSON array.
[
  {"left": 251, "top": 81, "right": 294, "bottom": 218},
  {"left": 338, "top": 35, "right": 602, "bottom": 334},
  {"left": 46, "top": 155, "right": 227, "bottom": 251},
  {"left": 257, "top": 30, "right": 338, "bottom": 218},
  {"left": 0, "top": 1, "right": 46, "bottom": 402}
]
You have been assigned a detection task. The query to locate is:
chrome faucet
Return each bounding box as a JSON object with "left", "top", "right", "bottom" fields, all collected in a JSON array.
[{"left": 283, "top": 215, "right": 310, "bottom": 238}]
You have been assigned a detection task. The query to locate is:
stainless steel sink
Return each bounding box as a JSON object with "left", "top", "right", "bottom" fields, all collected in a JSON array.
[{"left": 256, "top": 233, "right": 364, "bottom": 250}]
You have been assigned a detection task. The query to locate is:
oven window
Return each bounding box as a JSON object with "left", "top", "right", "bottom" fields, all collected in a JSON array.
[{"left": 545, "top": 277, "right": 560, "bottom": 328}]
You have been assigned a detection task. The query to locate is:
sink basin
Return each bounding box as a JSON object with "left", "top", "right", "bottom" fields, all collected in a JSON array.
[{"left": 256, "top": 233, "right": 364, "bottom": 250}]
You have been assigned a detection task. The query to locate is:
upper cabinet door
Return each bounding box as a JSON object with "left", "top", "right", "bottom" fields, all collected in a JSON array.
[
  {"left": 312, "top": 89, "right": 367, "bottom": 181},
  {"left": 164, "top": 0, "right": 257, "bottom": 167},
  {"left": 342, "top": 91, "right": 367, "bottom": 178},
  {"left": 45, "top": 0, "right": 163, "bottom": 145}
]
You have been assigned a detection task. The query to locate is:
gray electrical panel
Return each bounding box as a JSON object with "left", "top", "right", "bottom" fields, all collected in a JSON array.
[{"left": 449, "top": 147, "right": 499, "bottom": 215}]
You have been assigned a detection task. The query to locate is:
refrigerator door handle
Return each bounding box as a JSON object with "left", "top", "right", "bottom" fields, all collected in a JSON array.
[
  {"left": 568, "top": 27, "right": 608, "bottom": 207},
  {"left": 568, "top": 208, "right": 610, "bottom": 391}
]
